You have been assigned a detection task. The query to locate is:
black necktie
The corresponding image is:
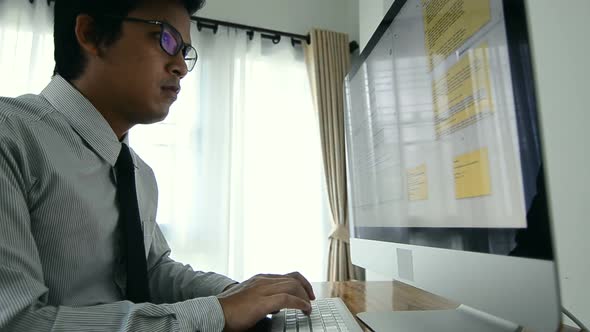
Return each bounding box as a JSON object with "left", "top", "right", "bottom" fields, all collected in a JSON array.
[{"left": 115, "top": 143, "right": 151, "bottom": 303}]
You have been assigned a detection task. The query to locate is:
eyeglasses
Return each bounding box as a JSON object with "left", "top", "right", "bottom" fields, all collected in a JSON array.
[{"left": 103, "top": 16, "right": 198, "bottom": 72}]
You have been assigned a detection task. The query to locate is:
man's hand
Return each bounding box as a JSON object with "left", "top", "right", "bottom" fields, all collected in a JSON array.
[{"left": 216, "top": 272, "right": 316, "bottom": 332}]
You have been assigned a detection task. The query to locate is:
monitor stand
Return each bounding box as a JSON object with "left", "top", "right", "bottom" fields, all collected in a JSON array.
[{"left": 357, "top": 305, "right": 522, "bottom": 332}]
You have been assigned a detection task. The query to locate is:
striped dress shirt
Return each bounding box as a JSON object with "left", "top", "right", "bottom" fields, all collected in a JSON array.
[{"left": 0, "top": 75, "right": 237, "bottom": 331}]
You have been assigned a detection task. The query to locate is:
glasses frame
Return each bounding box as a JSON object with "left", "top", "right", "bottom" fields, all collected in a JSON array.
[{"left": 103, "top": 15, "right": 198, "bottom": 72}]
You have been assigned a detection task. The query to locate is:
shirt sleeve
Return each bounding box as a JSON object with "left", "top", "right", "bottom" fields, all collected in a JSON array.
[
  {"left": 0, "top": 130, "right": 225, "bottom": 332},
  {"left": 147, "top": 224, "right": 239, "bottom": 304}
]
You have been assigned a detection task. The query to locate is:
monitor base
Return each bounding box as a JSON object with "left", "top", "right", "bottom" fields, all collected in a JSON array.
[{"left": 357, "top": 305, "right": 522, "bottom": 332}]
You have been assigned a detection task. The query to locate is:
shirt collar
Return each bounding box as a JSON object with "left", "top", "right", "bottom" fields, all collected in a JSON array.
[{"left": 41, "top": 75, "right": 123, "bottom": 167}]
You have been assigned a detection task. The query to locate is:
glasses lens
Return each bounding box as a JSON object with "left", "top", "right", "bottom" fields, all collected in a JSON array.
[
  {"left": 161, "top": 27, "right": 180, "bottom": 55},
  {"left": 183, "top": 46, "right": 198, "bottom": 71}
]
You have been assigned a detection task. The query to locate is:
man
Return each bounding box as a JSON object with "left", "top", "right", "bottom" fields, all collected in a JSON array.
[{"left": 0, "top": 0, "right": 314, "bottom": 331}]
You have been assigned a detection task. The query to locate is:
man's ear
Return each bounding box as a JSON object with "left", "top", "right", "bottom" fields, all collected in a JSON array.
[{"left": 74, "top": 14, "right": 101, "bottom": 57}]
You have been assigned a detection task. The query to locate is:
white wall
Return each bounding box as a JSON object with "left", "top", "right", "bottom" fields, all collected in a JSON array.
[
  {"left": 358, "top": 0, "right": 382, "bottom": 52},
  {"left": 198, "top": 0, "right": 359, "bottom": 44},
  {"left": 358, "top": 0, "right": 590, "bottom": 326},
  {"left": 524, "top": 0, "right": 590, "bottom": 326}
]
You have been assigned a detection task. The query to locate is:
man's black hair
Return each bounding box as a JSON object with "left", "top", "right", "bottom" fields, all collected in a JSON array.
[{"left": 53, "top": 0, "right": 205, "bottom": 80}]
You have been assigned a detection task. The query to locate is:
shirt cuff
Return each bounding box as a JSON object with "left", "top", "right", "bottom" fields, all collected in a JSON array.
[{"left": 167, "top": 296, "right": 226, "bottom": 332}]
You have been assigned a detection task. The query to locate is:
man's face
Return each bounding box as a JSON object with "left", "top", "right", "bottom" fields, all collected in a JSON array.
[{"left": 96, "top": 0, "right": 192, "bottom": 126}]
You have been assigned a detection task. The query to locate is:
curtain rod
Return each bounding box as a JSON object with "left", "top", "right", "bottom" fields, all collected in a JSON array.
[
  {"left": 192, "top": 16, "right": 310, "bottom": 47},
  {"left": 192, "top": 16, "right": 359, "bottom": 53}
]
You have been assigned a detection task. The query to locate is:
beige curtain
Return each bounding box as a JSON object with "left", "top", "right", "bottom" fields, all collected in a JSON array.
[{"left": 304, "top": 29, "right": 364, "bottom": 282}]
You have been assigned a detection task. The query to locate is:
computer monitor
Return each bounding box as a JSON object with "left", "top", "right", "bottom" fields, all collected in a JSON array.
[{"left": 344, "top": 0, "right": 561, "bottom": 331}]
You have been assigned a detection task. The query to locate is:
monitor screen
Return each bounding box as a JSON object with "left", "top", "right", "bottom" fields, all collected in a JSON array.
[
  {"left": 344, "top": 0, "right": 560, "bottom": 330},
  {"left": 345, "top": 0, "right": 551, "bottom": 260}
]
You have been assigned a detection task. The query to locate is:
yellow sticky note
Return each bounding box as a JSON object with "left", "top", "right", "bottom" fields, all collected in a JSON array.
[
  {"left": 422, "top": 0, "right": 491, "bottom": 70},
  {"left": 432, "top": 42, "right": 494, "bottom": 138},
  {"left": 408, "top": 164, "right": 428, "bottom": 201},
  {"left": 454, "top": 148, "right": 491, "bottom": 199}
]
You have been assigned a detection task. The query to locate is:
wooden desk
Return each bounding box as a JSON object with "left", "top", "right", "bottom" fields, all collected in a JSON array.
[{"left": 311, "top": 281, "right": 578, "bottom": 332}]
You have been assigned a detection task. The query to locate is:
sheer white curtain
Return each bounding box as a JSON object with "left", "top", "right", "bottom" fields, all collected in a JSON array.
[
  {"left": 0, "top": 0, "right": 54, "bottom": 97},
  {"left": 0, "top": 0, "right": 330, "bottom": 283},
  {"left": 130, "top": 25, "right": 331, "bottom": 282}
]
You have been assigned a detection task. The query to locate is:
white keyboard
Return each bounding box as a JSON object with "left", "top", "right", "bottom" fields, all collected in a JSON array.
[{"left": 269, "top": 297, "right": 364, "bottom": 332}]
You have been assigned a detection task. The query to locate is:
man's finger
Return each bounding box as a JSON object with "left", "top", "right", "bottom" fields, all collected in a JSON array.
[
  {"left": 264, "top": 293, "right": 312, "bottom": 316},
  {"left": 250, "top": 273, "right": 316, "bottom": 300},
  {"left": 287, "top": 271, "right": 316, "bottom": 300},
  {"left": 261, "top": 279, "right": 310, "bottom": 302}
]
